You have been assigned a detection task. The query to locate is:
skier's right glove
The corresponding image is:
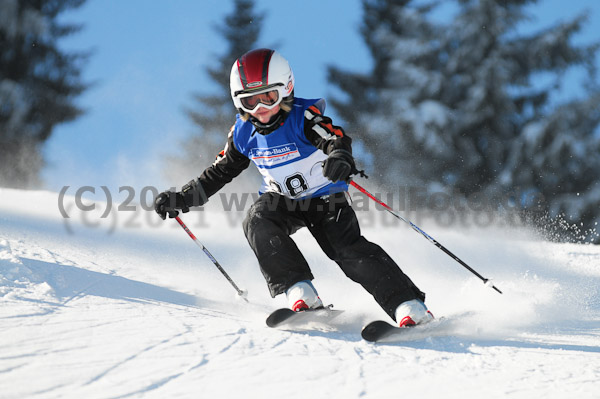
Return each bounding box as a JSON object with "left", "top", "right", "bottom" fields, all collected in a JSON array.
[
  {"left": 154, "top": 179, "right": 208, "bottom": 220},
  {"left": 154, "top": 191, "right": 188, "bottom": 220}
]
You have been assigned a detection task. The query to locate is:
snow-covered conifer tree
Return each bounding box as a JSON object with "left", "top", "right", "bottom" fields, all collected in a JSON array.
[
  {"left": 330, "top": 0, "right": 599, "bottom": 240},
  {"left": 0, "top": 0, "right": 88, "bottom": 188},
  {"left": 328, "top": 0, "right": 442, "bottom": 186},
  {"left": 167, "top": 0, "right": 263, "bottom": 184}
]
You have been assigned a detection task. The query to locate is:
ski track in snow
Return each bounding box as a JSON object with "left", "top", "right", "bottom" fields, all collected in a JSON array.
[{"left": 0, "top": 188, "right": 599, "bottom": 398}]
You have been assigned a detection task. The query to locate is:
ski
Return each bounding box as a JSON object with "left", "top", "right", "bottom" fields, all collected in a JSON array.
[
  {"left": 266, "top": 305, "right": 343, "bottom": 328},
  {"left": 361, "top": 318, "right": 448, "bottom": 342}
]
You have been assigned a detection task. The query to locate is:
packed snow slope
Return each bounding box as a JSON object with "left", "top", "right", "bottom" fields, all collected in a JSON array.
[{"left": 1, "top": 187, "right": 599, "bottom": 399}]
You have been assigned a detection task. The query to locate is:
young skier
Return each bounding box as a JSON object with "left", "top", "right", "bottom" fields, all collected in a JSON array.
[{"left": 154, "top": 48, "right": 434, "bottom": 327}]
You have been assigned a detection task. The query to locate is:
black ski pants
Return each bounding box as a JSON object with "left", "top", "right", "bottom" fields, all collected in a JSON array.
[{"left": 242, "top": 191, "right": 425, "bottom": 321}]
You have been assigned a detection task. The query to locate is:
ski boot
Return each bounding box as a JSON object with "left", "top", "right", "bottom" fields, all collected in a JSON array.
[
  {"left": 395, "top": 299, "right": 434, "bottom": 327},
  {"left": 286, "top": 280, "right": 323, "bottom": 312}
]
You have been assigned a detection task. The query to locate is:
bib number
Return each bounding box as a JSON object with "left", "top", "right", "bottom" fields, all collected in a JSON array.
[{"left": 284, "top": 173, "right": 309, "bottom": 197}]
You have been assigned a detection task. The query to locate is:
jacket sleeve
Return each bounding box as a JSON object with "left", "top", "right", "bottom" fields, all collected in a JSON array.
[
  {"left": 303, "top": 103, "right": 353, "bottom": 155},
  {"left": 192, "top": 126, "right": 251, "bottom": 199}
]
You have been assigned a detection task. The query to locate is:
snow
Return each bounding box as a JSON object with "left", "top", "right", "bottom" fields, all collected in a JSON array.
[{"left": 1, "top": 187, "right": 599, "bottom": 398}]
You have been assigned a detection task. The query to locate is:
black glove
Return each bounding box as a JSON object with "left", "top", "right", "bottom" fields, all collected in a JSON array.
[
  {"left": 154, "top": 191, "right": 189, "bottom": 220},
  {"left": 322, "top": 149, "right": 355, "bottom": 183},
  {"left": 154, "top": 179, "right": 208, "bottom": 220}
]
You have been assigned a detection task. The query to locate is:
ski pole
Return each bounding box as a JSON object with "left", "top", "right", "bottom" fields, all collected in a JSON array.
[
  {"left": 174, "top": 214, "right": 248, "bottom": 302},
  {"left": 349, "top": 180, "right": 503, "bottom": 294}
]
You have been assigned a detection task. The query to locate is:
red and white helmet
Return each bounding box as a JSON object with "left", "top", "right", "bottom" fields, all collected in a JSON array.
[{"left": 230, "top": 48, "right": 295, "bottom": 114}]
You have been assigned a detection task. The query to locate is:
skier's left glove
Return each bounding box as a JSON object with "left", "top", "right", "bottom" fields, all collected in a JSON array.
[{"left": 323, "top": 149, "right": 355, "bottom": 183}]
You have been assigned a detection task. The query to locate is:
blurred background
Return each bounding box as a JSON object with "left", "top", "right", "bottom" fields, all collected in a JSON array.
[{"left": 1, "top": 0, "right": 599, "bottom": 242}]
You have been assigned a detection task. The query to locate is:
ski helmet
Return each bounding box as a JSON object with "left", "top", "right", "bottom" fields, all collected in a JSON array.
[{"left": 230, "top": 49, "right": 295, "bottom": 115}]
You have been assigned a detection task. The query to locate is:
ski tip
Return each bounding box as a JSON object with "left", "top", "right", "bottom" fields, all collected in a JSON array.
[
  {"left": 265, "top": 305, "right": 342, "bottom": 328},
  {"left": 265, "top": 308, "right": 295, "bottom": 328},
  {"left": 361, "top": 320, "right": 395, "bottom": 342}
]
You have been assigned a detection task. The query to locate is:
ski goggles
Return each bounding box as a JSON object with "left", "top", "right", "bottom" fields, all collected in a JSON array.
[{"left": 235, "top": 85, "right": 286, "bottom": 114}]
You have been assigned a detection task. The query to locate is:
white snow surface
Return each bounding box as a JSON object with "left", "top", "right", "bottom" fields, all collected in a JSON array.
[{"left": 1, "top": 187, "right": 599, "bottom": 398}]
